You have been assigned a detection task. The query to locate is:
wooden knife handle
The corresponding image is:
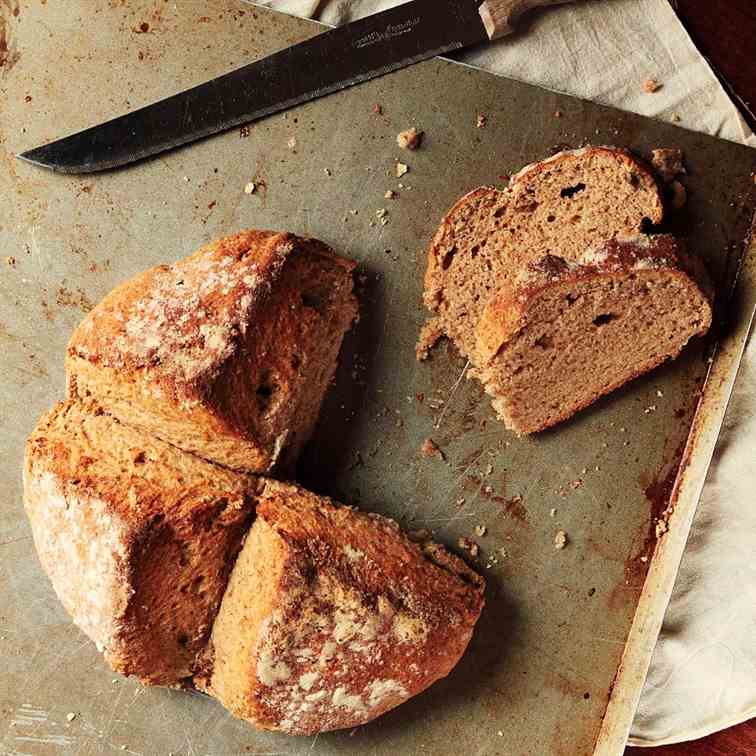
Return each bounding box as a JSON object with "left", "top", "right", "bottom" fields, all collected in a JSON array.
[{"left": 479, "top": 0, "right": 573, "bottom": 40}]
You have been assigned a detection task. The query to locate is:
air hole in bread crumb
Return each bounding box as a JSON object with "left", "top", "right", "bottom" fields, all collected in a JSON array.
[
  {"left": 560, "top": 182, "right": 586, "bottom": 199},
  {"left": 534, "top": 335, "right": 552, "bottom": 349},
  {"left": 547, "top": 214, "right": 556, "bottom": 222},
  {"left": 441, "top": 246, "right": 457, "bottom": 271},
  {"left": 493, "top": 206, "right": 507, "bottom": 218},
  {"left": 301, "top": 290, "right": 325, "bottom": 312},
  {"left": 256, "top": 378, "right": 277, "bottom": 412},
  {"left": 640, "top": 217, "right": 655, "bottom": 233},
  {"left": 178, "top": 634, "right": 189, "bottom": 646},
  {"left": 470, "top": 245, "right": 479, "bottom": 259},
  {"left": 291, "top": 354, "right": 301, "bottom": 370},
  {"left": 566, "top": 293, "right": 578, "bottom": 305},
  {"left": 593, "top": 313, "right": 617, "bottom": 327}
]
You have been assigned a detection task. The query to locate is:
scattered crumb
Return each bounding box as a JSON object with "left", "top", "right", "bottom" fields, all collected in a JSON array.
[
  {"left": 571, "top": 479, "right": 583, "bottom": 490},
  {"left": 384, "top": 190, "right": 396, "bottom": 199},
  {"left": 66, "top": 713, "right": 76, "bottom": 722},
  {"left": 396, "top": 162, "right": 409, "bottom": 178},
  {"left": 644, "top": 405, "right": 657, "bottom": 414},
  {"left": 287, "top": 136, "right": 297, "bottom": 150},
  {"left": 5, "top": 256, "right": 16, "bottom": 267},
  {"left": 671, "top": 113, "right": 681, "bottom": 123},
  {"left": 476, "top": 113, "right": 487, "bottom": 128},
  {"left": 670, "top": 180, "right": 687, "bottom": 209},
  {"left": 497, "top": 731, "right": 504, "bottom": 737},
  {"left": 550, "top": 508, "right": 556, "bottom": 518},
  {"left": 420, "top": 438, "right": 444, "bottom": 460},
  {"left": 397, "top": 127, "right": 423, "bottom": 150},
  {"left": 416, "top": 318, "right": 444, "bottom": 361},
  {"left": 484, "top": 485, "right": 493, "bottom": 495},
  {"left": 376, "top": 208, "right": 388, "bottom": 219},
  {"left": 408, "top": 529, "right": 431, "bottom": 542},
  {"left": 120, "top": 747, "right": 127, "bottom": 751},
  {"left": 640, "top": 555, "right": 648, "bottom": 563},
  {"left": 455, "top": 496, "right": 466, "bottom": 508},
  {"left": 499, "top": 547, "right": 508, "bottom": 558},
  {"left": 484, "top": 463, "right": 493, "bottom": 476},
  {"left": 474, "top": 524, "right": 487, "bottom": 537},
  {"left": 651, "top": 148, "right": 685, "bottom": 183},
  {"left": 240, "top": 125, "right": 250, "bottom": 138},
  {"left": 244, "top": 181, "right": 256, "bottom": 195},
  {"left": 372, "top": 103, "right": 383, "bottom": 115},
  {"left": 554, "top": 530, "right": 568, "bottom": 550},
  {"left": 655, "top": 520, "right": 668, "bottom": 538},
  {"left": 643, "top": 78, "right": 662, "bottom": 93},
  {"left": 458, "top": 537, "right": 479, "bottom": 557},
  {"left": 324, "top": 168, "right": 332, "bottom": 177},
  {"left": 554, "top": 110, "right": 562, "bottom": 118},
  {"left": 656, "top": 389, "right": 664, "bottom": 398}
]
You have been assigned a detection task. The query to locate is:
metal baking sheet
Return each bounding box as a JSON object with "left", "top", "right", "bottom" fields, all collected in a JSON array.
[{"left": 1, "top": 2, "right": 754, "bottom": 755}]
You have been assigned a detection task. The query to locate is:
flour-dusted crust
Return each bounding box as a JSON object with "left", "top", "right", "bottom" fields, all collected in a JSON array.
[
  {"left": 23, "top": 399, "right": 259, "bottom": 686},
  {"left": 197, "top": 481, "right": 485, "bottom": 734},
  {"left": 67, "top": 230, "right": 358, "bottom": 473}
]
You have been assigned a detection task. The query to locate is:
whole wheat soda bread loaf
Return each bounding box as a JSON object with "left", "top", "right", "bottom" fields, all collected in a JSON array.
[
  {"left": 196, "top": 480, "right": 485, "bottom": 735},
  {"left": 67, "top": 230, "right": 358, "bottom": 473},
  {"left": 23, "top": 399, "right": 259, "bottom": 686}
]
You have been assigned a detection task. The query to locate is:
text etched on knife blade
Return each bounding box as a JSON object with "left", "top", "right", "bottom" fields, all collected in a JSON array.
[{"left": 353, "top": 17, "right": 421, "bottom": 49}]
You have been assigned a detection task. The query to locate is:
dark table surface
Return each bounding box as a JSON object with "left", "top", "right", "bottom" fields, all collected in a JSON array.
[{"left": 626, "top": 3, "right": 754, "bottom": 754}]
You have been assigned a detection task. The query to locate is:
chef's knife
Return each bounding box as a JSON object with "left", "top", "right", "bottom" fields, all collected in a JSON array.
[{"left": 19, "top": 0, "right": 570, "bottom": 173}]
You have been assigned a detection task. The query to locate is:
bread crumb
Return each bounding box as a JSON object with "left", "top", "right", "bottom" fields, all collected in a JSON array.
[
  {"left": 416, "top": 318, "right": 444, "bottom": 361},
  {"left": 396, "top": 162, "right": 409, "bottom": 178},
  {"left": 476, "top": 113, "right": 487, "bottom": 128},
  {"left": 287, "top": 136, "right": 297, "bottom": 150},
  {"left": 670, "top": 180, "right": 687, "bottom": 209},
  {"left": 554, "top": 110, "right": 562, "bottom": 118},
  {"left": 550, "top": 508, "right": 556, "bottom": 518},
  {"left": 408, "top": 529, "right": 431, "bottom": 542},
  {"left": 640, "top": 555, "right": 649, "bottom": 563},
  {"left": 397, "top": 127, "right": 423, "bottom": 150},
  {"left": 5, "top": 256, "right": 16, "bottom": 267},
  {"left": 384, "top": 190, "right": 396, "bottom": 199},
  {"left": 644, "top": 405, "right": 657, "bottom": 414},
  {"left": 420, "top": 438, "right": 444, "bottom": 460},
  {"left": 497, "top": 730, "right": 504, "bottom": 737},
  {"left": 244, "top": 181, "right": 256, "bottom": 195},
  {"left": 554, "top": 530, "right": 568, "bottom": 550},
  {"left": 656, "top": 389, "right": 664, "bottom": 397},
  {"left": 651, "top": 148, "right": 685, "bottom": 183},
  {"left": 66, "top": 712, "right": 77, "bottom": 722},
  {"left": 458, "top": 537, "right": 479, "bottom": 557},
  {"left": 643, "top": 78, "right": 662, "bottom": 93},
  {"left": 373, "top": 103, "right": 383, "bottom": 115},
  {"left": 474, "top": 524, "right": 487, "bottom": 537},
  {"left": 571, "top": 479, "right": 583, "bottom": 489},
  {"left": 376, "top": 208, "right": 388, "bottom": 219},
  {"left": 499, "top": 547, "right": 508, "bottom": 558},
  {"left": 455, "top": 496, "right": 466, "bottom": 508},
  {"left": 324, "top": 168, "right": 332, "bottom": 176},
  {"left": 655, "top": 519, "right": 668, "bottom": 538},
  {"left": 671, "top": 113, "right": 681, "bottom": 123}
]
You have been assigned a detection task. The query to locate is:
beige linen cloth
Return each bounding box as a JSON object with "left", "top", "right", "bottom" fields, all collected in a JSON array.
[{"left": 253, "top": 0, "right": 756, "bottom": 747}]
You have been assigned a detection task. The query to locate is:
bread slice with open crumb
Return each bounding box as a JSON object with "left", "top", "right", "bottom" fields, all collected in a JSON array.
[
  {"left": 23, "top": 399, "right": 259, "bottom": 686},
  {"left": 195, "top": 480, "right": 485, "bottom": 735},
  {"left": 66, "top": 230, "right": 358, "bottom": 474},
  {"left": 419, "top": 147, "right": 664, "bottom": 361},
  {"left": 472, "top": 235, "right": 712, "bottom": 433}
]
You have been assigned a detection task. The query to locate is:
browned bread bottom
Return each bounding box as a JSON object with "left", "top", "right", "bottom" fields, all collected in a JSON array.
[{"left": 196, "top": 481, "right": 485, "bottom": 735}]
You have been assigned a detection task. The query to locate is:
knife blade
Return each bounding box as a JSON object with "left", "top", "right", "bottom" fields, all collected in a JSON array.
[{"left": 18, "top": 0, "right": 569, "bottom": 173}]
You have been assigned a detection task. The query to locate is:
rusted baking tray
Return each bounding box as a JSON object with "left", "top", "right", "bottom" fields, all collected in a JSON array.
[{"left": 1, "top": 2, "right": 754, "bottom": 755}]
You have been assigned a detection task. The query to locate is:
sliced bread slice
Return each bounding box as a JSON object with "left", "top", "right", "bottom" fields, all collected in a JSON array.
[
  {"left": 23, "top": 399, "right": 259, "bottom": 686},
  {"left": 472, "top": 235, "right": 712, "bottom": 434},
  {"left": 67, "top": 230, "right": 358, "bottom": 473},
  {"left": 196, "top": 480, "right": 485, "bottom": 735},
  {"left": 420, "top": 147, "right": 664, "bottom": 361}
]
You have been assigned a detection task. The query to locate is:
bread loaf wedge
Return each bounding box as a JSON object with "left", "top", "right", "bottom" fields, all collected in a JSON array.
[
  {"left": 23, "top": 399, "right": 259, "bottom": 686},
  {"left": 196, "top": 480, "right": 485, "bottom": 735},
  {"left": 472, "top": 235, "right": 712, "bottom": 433},
  {"left": 67, "top": 230, "right": 358, "bottom": 473},
  {"left": 420, "top": 147, "right": 664, "bottom": 362}
]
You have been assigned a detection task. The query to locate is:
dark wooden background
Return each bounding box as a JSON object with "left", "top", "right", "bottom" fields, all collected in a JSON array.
[{"left": 625, "top": 3, "right": 754, "bottom": 753}]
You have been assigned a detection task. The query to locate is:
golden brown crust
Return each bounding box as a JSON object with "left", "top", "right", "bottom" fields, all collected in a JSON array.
[
  {"left": 66, "top": 230, "right": 357, "bottom": 473},
  {"left": 200, "top": 481, "right": 485, "bottom": 735},
  {"left": 23, "top": 399, "right": 259, "bottom": 686}
]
